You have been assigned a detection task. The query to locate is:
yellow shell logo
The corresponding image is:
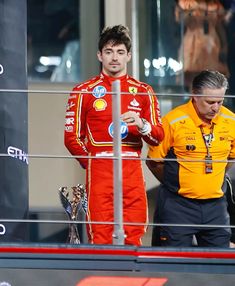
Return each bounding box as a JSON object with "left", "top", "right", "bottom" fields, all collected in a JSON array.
[{"left": 93, "top": 99, "right": 107, "bottom": 111}]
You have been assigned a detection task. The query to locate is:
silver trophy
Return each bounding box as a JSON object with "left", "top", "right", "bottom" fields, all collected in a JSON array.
[{"left": 59, "top": 184, "right": 87, "bottom": 244}]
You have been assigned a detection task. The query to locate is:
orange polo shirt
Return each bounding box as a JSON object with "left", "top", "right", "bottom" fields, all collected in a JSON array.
[{"left": 148, "top": 100, "right": 235, "bottom": 199}]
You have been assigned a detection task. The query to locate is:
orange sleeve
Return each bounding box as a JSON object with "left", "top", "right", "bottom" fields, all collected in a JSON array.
[{"left": 147, "top": 116, "right": 173, "bottom": 161}]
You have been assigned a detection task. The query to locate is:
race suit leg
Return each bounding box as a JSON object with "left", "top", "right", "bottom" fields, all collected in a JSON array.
[
  {"left": 86, "top": 157, "right": 114, "bottom": 244},
  {"left": 123, "top": 159, "right": 147, "bottom": 246},
  {"left": 86, "top": 157, "right": 147, "bottom": 246}
]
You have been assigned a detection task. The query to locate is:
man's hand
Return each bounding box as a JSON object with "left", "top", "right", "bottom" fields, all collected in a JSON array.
[
  {"left": 146, "top": 158, "right": 164, "bottom": 183},
  {"left": 121, "top": 111, "right": 144, "bottom": 129}
]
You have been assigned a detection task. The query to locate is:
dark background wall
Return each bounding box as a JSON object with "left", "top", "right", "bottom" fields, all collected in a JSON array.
[{"left": 0, "top": 0, "right": 28, "bottom": 241}]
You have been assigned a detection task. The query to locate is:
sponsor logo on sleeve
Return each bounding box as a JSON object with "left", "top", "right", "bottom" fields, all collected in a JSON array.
[
  {"left": 66, "top": 111, "right": 75, "bottom": 116},
  {"left": 69, "top": 95, "right": 77, "bottom": 99},
  {"left": 65, "top": 117, "right": 74, "bottom": 125},
  {"left": 65, "top": 125, "right": 74, "bottom": 132},
  {"left": 66, "top": 102, "right": 75, "bottom": 111}
]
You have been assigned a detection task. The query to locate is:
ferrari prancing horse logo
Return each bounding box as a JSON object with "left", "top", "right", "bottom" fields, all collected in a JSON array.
[{"left": 129, "top": 86, "right": 137, "bottom": 94}]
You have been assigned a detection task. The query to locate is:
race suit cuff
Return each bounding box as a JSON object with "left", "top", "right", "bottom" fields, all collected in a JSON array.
[{"left": 138, "top": 118, "right": 152, "bottom": 135}]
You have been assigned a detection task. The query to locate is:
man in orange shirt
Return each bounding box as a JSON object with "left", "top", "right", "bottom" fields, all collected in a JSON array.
[{"left": 147, "top": 70, "right": 235, "bottom": 247}]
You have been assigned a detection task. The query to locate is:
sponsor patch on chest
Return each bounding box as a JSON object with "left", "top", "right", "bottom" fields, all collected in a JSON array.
[
  {"left": 128, "top": 98, "right": 142, "bottom": 111},
  {"left": 93, "top": 99, "right": 107, "bottom": 111},
  {"left": 92, "top": 85, "right": 107, "bottom": 98}
]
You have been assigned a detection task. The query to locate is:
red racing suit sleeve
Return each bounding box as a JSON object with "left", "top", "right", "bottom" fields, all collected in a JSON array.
[
  {"left": 139, "top": 84, "right": 164, "bottom": 145},
  {"left": 64, "top": 86, "right": 88, "bottom": 169}
]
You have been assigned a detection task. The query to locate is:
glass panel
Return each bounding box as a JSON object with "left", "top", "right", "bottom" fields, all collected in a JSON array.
[
  {"left": 138, "top": 0, "right": 183, "bottom": 91},
  {"left": 137, "top": 0, "right": 235, "bottom": 112},
  {"left": 137, "top": 0, "right": 184, "bottom": 115},
  {"left": 176, "top": 0, "right": 229, "bottom": 89},
  {"left": 27, "top": 0, "right": 80, "bottom": 82}
]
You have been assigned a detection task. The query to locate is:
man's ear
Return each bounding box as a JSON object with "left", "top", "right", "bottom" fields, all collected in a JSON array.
[
  {"left": 97, "top": 51, "right": 102, "bottom": 62},
  {"left": 192, "top": 95, "right": 198, "bottom": 103},
  {"left": 127, "top": 52, "right": 132, "bottom": 63}
]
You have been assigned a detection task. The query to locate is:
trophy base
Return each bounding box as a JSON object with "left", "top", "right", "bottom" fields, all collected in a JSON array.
[{"left": 67, "top": 224, "right": 81, "bottom": 244}]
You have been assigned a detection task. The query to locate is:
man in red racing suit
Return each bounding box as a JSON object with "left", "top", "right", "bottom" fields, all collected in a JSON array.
[{"left": 64, "top": 25, "right": 164, "bottom": 246}]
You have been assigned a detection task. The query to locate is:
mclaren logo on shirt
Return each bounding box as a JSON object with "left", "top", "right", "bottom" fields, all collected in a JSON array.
[
  {"left": 108, "top": 121, "right": 128, "bottom": 139},
  {"left": 92, "top": 85, "right": 107, "bottom": 98}
]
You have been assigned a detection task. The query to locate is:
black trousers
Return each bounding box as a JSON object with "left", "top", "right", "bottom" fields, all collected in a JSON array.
[{"left": 152, "top": 185, "right": 231, "bottom": 247}]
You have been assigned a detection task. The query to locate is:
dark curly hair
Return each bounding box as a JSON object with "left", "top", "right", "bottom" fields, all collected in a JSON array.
[{"left": 98, "top": 25, "right": 132, "bottom": 52}]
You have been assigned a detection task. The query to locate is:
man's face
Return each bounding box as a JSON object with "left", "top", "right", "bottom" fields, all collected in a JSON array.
[
  {"left": 97, "top": 42, "right": 131, "bottom": 77},
  {"left": 193, "top": 87, "right": 226, "bottom": 123}
]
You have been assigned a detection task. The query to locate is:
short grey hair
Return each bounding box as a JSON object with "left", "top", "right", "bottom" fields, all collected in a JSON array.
[{"left": 192, "top": 70, "right": 228, "bottom": 94}]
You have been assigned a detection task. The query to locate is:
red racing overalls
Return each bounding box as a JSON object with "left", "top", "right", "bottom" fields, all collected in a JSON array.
[{"left": 64, "top": 72, "right": 164, "bottom": 245}]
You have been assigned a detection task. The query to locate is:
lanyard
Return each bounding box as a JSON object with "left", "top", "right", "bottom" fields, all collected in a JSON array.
[
  {"left": 200, "top": 123, "right": 214, "bottom": 154},
  {"left": 200, "top": 123, "right": 214, "bottom": 174}
]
